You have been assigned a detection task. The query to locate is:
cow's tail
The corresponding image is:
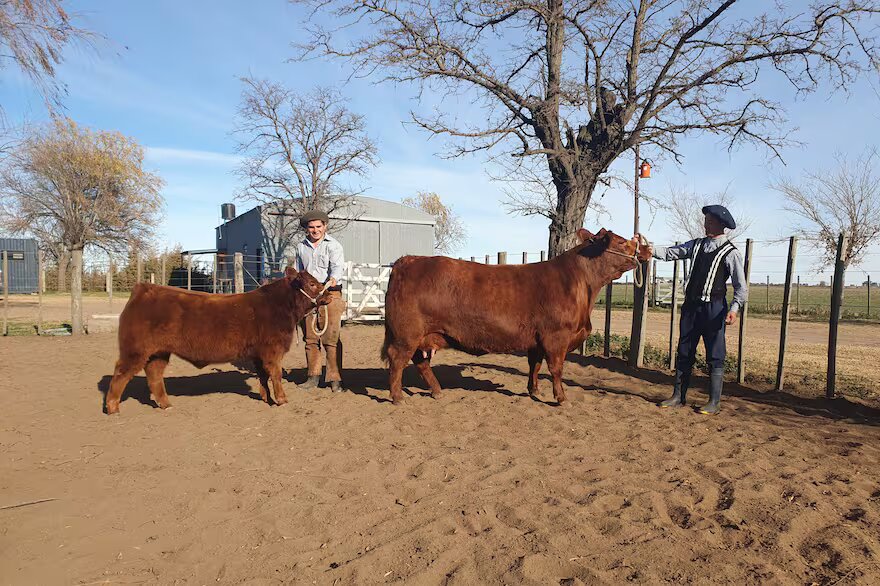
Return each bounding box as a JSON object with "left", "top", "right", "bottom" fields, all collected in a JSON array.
[{"left": 380, "top": 327, "right": 392, "bottom": 365}]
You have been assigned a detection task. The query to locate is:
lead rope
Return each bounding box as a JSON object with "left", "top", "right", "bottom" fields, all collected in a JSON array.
[
  {"left": 299, "top": 283, "right": 332, "bottom": 336},
  {"left": 604, "top": 248, "right": 644, "bottom": 288}
]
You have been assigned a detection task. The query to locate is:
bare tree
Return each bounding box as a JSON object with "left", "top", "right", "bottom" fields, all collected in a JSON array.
[
  {"left": 663, "top": 183, "right": 751, "bottom": 241},
  {"left": 0, "top": 118, "right": 164, "bottom": 334},
  {"left": 1, "top": 0, "right": 96, "bottom": 113},
  {"left": 295, "top": 1, "right": 880, "bottom": 257},
  {"left": 771, "top": 149, "right": 880, "bottom": 269},
  {"left": 233, "top": 77, "right": 379, "bottom": 268},
  {"left": 401, "top": 191, "right": 467, "bottom": 254}
]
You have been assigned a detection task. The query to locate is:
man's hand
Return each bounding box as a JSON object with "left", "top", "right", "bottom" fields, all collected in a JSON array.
[
  {"left": 327, "top": 277, "right": 337, "bottom": 288},
  {"left": 725, "top": 311, "right": 737, "bottom": 325}
]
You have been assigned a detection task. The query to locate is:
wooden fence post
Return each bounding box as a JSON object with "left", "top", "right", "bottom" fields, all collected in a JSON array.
[
  {"left": 651, "top": 260, "right": 658, "bottom": 306},
  {"left": 186, "top": 255, "right": 193, "bottom": 290},
  {"left": 867, "top": 275, "right": 871, "bottom": 318},
  {"left": 668, "top": 250, "right": 680, "bottom": 371},
  {"left": 2, "top": 251, "right": 8, "bottom": 336},
  {"left": 136, "top": 252, "right": 143, "bottom": 284},
  {"left": 796, "top": 275, "right": 800, "bottom": 314},
  {"left": 234, "top": 252, "right": 244, "bottom": 294},
  {"left": 628, "top": 261, "right": 651, "bottom": 367},
  {"left": 540, "top": 251, "right": 546, "bottom": 262},
  {"left": 624, "top": 275, "right": 629, "bottom": 303},
  {"left": 37, "top": 250, "right": 44, "bottom": 335},
  {"left": 498, "top": 252, "right": 507, "bottom": 265},
  {"left": 485, "top": 254, "right": 490, "bottom": 264},
  {"left": 775, "top": 237, "right": 798, "bottom": 391},
  {"left": 604, "top": 282, "right": 613, "bottom": 358},
  {"left": 827, "top": 232, "right": 849, "bottom": 398},
  {"left": 737, "top": 239, "right": 754, "bottom": 384},
  {"left": 522, "top": 252, "right": 528, "bottom": 264},
  {"left": 765, "top": 275, "right": 769, "bottom": 310},
  {"left": 107, "top": 257, "right": 113, "bottom": 309},
  {"left": 150, "top": 272, "right": 155, "bottom": 284},
  {"left": 213, "top": 254, "right": 218, "bottom": 293},
  {"left": 470, "top": 256, "right": 475, "bottom": 262},
  {"left": 160, "top": 256, "right": 166, "bottom": 287}
]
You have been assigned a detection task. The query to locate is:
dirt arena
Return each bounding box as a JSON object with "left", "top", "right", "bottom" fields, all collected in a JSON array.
[{"left": 2, "top": 318, "right": 880, "bottom": 585}]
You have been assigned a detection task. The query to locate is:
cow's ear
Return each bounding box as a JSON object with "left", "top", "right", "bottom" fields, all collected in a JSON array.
[
  {"left": 596, "top": 228, "right": 608, "bottom": 239},
  {"left": 284, "top": 266, "right": 296, "bottom": 279},
  {"left": 576, "top": 228, "right": 593, "bottom": 243}
]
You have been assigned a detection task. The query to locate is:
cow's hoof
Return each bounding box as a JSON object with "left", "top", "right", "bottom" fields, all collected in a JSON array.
[
  {"left": 430, "top": 391, "right": 442, "bottom": 400},
  {"left": 275, "top": 398, "right": 289, "bottom": 406},
  {"left": 106, "top": 405, "right": 119, "bottom": 415},
  {"left": 329, "top": 381, "right": 343, "bottom": 393}
]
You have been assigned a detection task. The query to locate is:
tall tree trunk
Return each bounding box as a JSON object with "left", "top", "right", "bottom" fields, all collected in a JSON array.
[
  {"left": 70, "top": 247, "right": 84, "bottom": 335},
  {"left": 547, "top": 176, "right": 597, "bottom": 258},
  {"left": 57, "top": 249, "right": 69, "bottom": 292}
]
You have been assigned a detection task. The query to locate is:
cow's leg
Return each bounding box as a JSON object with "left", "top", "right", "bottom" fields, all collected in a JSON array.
[
  {"left": 265, "top": 358, "right": 288, "bottom": 406},
  {"left": 106, "top": 355, "right": 147, "bottom": 415},
  {"left": 527, "top": 347, "right": 544, "bottom": 397},
  {"left": 387, "top": 343, "right": 414, "bottom": 405},
  {"left": 144, "top": 353, "right": 172, "bottom": 410},
  {"left": 253, "top": 358, "right": 270, "bottom": 403},
  {"left": 544, "top": 348, "right": 568, "bottom": 404},
  {"left": 412, "top": 351, "right": 442, "bottom": 399}
]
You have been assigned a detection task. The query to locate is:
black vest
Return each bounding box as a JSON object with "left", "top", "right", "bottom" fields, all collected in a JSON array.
[{"left": 685, "top": 238, "right": 736, "bottom": 304}]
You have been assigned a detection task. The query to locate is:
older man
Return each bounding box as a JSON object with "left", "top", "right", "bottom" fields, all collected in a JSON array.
[
  {"left": 650, "top": 205, "right": 748, "bottom": 415},
  {"left": 294, "top": 210, "right": 346, "bottom": 392}
]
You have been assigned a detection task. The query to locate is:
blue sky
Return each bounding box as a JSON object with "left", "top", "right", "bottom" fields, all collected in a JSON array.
[{"left": 4, "top": 0, "right": 880, "bottom": 284}]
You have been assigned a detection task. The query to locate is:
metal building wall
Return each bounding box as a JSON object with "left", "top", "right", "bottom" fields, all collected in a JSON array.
[
  {"left": 0, "top": 238, "right": 39, "bottom": 293},
  {"left": 215, "top": 208, "right": 263, "bottom": 289},
  {"left": 332, "top": 221, "right": 380, "bottom": 264},
  {"left": 378, "top": 222, "right": 435, "bottom": 263}
]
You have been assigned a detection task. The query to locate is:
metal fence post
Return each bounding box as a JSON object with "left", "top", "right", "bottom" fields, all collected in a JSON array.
[
  {"left": 234, "top": 252, "right": 244, "bottom": 294},
  {"left": 603, "top": 282, "right": 613, "bottom": 358},
  {"left": 737, "top": 239, "right": 754, "bottom": 384},
  {"left": 775, "top": 236, "right": 798, "bottom": 391},
  {"left": 37, "top": 251, "right": 44, "bottom": 335},
  {"left": 2, "top": 251, "right": 8, "bottom": 336},
  {"left": 107, "top": 257, "right": 113, "bottom": 309},
  {"left": 827, "top": 232, "right": 849, "bottom": 398}
]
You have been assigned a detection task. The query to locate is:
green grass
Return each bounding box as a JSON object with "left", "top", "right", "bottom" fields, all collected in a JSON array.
[{"left": 3, "top": 321, "right": 71, "bottom": 336}]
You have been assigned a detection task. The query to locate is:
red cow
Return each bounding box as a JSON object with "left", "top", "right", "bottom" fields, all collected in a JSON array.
[
  {"left": 380, "top": 229, "right": 651, "bottom": 404},
  {"left": 105, "top": 268, "right": 330, "bottom": 414}
]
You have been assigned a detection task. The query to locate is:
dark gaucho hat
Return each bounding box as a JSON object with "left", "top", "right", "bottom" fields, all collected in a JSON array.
[
  {"left": 701, "top": 204, "right": 736, "bottom": 230},
  {"left": 300, "top": 209, "right": 330, "bottom": 228}
]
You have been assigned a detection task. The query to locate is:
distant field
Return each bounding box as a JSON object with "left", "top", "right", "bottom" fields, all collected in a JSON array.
[{"left": 596, "top": 283, "right": 878, "bottom": 320}]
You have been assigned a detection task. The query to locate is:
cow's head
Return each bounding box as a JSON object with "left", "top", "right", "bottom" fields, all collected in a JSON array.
[
  {"left": 285, "top": 267, "right": 333, "bottom": 306},
  {"left": 576, "top": 228, "right": 652, "bottom": 278}
]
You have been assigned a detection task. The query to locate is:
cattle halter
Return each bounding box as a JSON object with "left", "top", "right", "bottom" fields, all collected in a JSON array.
[
  {"left": 300, "top": 283, "right": 332, "bottom": 336},
  {"left": 602, "top": 247, "right": 643, "bottom": 288}
]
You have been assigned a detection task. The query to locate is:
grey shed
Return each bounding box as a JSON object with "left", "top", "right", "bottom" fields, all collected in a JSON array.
[
  {"left": 215, "top": 196, "right": 436, "bottom": 290},
  {"left": 0, "top": 237, "right": 39, "bottom": 294}
]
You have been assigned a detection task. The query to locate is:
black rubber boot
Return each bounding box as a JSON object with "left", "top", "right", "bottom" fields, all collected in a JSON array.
[
  {"left": 660, "top": 369, "right": 690, "bottom": 408},
  {"left": 329, "top": 381, "right": 344, "bottom": 393},
  {"left": 299, "top": 375, "right": 320, "bottom": 390},
  {"left": 699, "top": 369, "right": 724, "bottom": 415}
]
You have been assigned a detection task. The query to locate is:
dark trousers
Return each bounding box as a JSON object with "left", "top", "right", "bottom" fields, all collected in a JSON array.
[{"left": 676, "top": 299, "right": 727, "bottom": 372}]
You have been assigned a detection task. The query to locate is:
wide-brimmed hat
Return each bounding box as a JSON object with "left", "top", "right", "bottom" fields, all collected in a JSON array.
[
  {"left": 701, "top": 205, "right": 736, "bottom": 230},
  {"left": 300, "top": 210, "right": 330, "bottom": 228}
]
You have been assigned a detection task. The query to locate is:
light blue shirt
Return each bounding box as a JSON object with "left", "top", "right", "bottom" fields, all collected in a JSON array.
[
  {"left": 653, "top": 235, "right": 749, "bottom": 314},
  {"left": 295, "top": 234, "right": 345, "bottom": 285}
]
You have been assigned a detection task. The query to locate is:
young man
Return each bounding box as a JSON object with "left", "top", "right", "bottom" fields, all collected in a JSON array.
[
  {"left": 649, "top": 205, "right": 748, "bottom": 415},
  {"left": 294, "top": 210, "right": 346, "bottom": 392}
]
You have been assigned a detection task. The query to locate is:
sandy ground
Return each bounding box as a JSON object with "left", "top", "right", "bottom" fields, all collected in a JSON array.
[{"left": 2, "top": 324, "right": 880, "bottom": 585}]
